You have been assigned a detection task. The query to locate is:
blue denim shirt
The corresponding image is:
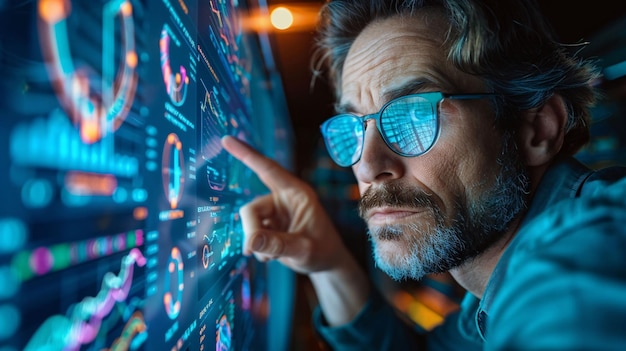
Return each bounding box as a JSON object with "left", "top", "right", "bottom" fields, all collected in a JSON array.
[{"left": 315, "top": 157, "right": 626, "bottom": 350}]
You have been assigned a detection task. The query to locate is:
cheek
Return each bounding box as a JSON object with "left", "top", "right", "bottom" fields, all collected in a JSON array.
[
  {"left": 431, "top": 142, "right": 503, "bottom": 211},
  {"left": 408, "top": 128, "right": 487, "bottom": 215},
  {"left": 401, "top": 154, "right": 461, "bottom": 217},
  {"left": 436, "top": 105, "right": 503, "bottom": 181}
]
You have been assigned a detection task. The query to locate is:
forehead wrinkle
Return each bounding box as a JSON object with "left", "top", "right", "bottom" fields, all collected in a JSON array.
[
  {"left": 348, "top": 33, "right": 443, "bottom": 78},
  {"left": 340, "top": 13, "right": 473, "bottom": 114},
  {"left": 340, "top": 39, "right": 386, "bottom": 111}
]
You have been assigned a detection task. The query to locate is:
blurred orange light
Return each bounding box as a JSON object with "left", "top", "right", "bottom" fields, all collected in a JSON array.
[
  {"left": 126, "top": 51, "right": 138, "bottom": 68},
  {"left": 121, "top": 1, "right": 132, "bottom": 16},
  {"left": 38, "top": 0, "right": 70, "bottom": 24},
  {"left": 270, "top": 7, "right": 293, "bottom": 30},
  {"left": 133, "top": 207, "right": 148, "bottom": 220},
  {"left": 65, "top": 172, "right": 117, "bottom": 196},
  {"left": 241, "top": 3, "right": 321, "bottom": 33},
  {"left": 81, "top": 119, "right": 102, "bottom": 144}
]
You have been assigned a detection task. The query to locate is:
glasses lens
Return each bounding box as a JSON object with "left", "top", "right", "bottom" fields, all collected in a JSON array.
[
  {"left": 380, "top": 95, "right": 438, "bottom": 156},
  {"left": 321, "top": 114, "right": 364, "bottom": 167}
]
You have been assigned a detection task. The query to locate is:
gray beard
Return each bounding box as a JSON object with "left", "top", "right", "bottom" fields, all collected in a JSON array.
[{"left": 360, "top": 143, "right": 529, "bottom": 281}]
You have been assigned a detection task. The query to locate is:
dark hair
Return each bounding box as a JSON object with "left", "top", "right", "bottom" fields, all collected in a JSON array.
[{"left": 312, "top": 0, "right": 599, "bottom": 156}]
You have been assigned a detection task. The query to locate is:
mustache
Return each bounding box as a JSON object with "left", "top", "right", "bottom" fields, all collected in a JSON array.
[{"left": 358, "top": 182, "right": 439, "bottom": 219}]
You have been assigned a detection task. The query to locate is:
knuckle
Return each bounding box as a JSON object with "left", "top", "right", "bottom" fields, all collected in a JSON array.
[{"left": 266, "top": 235, "right": 285, "bottom": 256}]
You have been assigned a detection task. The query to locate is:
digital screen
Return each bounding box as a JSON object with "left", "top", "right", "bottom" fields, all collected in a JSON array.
[{"left": 0, "top": 0, "right": 293, "bottom": 350}]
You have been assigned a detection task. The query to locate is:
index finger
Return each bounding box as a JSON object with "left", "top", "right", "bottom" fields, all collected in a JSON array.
[{"left": 221, "top": 135, "right": 298, "bottom": 191}]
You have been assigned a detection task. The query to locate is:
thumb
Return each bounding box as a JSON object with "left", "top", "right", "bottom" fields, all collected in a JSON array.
[{"left": 246, "top": 230, "right": 311, "bottom": 262}]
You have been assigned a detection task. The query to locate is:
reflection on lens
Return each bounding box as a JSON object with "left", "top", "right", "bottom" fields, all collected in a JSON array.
[
  {"left": 381, "top": 95, "right": 437, "bottom": 155},
  {"left": 322, "top": 115, "right": 364, "bottom": 167}
]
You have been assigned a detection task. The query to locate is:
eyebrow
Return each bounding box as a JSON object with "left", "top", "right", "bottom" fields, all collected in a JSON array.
[
  {"left": 381, "top": 79, "right": 439, "bottom": 103},
  {"left": 334, "top": 101, "right": 354, "bottom": 114},
  {"left": 334, "top": 78, "right": 443, "bottom": 115}
]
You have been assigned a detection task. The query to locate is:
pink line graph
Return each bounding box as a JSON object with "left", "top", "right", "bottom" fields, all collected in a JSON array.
[{"left": 24, "top": 248, "right": 147, "bottom": 351}]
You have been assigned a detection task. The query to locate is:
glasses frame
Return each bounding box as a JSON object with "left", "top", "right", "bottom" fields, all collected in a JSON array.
[{"left": 320, "top": 91, "right": 495, "bottom": 167}]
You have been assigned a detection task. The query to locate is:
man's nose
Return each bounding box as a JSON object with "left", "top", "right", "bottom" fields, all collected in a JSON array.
[{"left": 352, "top": 119, "right": 404, "bottom": 183}]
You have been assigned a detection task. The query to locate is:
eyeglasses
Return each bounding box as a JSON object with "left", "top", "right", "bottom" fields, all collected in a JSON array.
[{"left": 320, "top": 91, "right": 495, "bottom": 167}]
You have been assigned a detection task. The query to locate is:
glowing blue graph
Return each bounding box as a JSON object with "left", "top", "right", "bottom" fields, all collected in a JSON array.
[{"left": 10, "top": 110, "right": 139, "bottom": 177}]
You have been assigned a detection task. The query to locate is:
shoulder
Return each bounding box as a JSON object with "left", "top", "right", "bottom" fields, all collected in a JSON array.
[
  {"left": 507, "top": 172, "right": 626, "bottom": 273},
  {"left": 514, "top": 164, "right": 626, "bottom": 249},
  {"left": 486, "top": 171, "right": 626, "bottom": 349}
]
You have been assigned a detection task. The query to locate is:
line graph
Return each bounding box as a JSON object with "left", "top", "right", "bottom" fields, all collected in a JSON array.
[
  {"left": 200, "top": 79, "right": 229, "bottom": 191},
  {"left": 206, "top": 0, "right": 251, "bottom": 98},
  {"left": 104, "top": 311, "right": 148, "bottom": 351},
  {"left": 24, "top": 248, "right": 147, "bottom": 351}
]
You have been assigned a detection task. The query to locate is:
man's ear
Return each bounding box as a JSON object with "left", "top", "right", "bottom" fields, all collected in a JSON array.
[{"left": 518, "top": 94, "right": 568, "bottom": 167}]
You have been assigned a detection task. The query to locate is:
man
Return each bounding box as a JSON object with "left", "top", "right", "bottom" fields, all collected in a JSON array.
[{"left": 222, "top": 0, "right": 626, "bottom": 349}]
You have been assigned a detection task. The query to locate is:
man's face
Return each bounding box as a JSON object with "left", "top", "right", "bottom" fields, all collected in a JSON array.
[{"left": 340, "top": 13, "right": 529, "bottom": 281}]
